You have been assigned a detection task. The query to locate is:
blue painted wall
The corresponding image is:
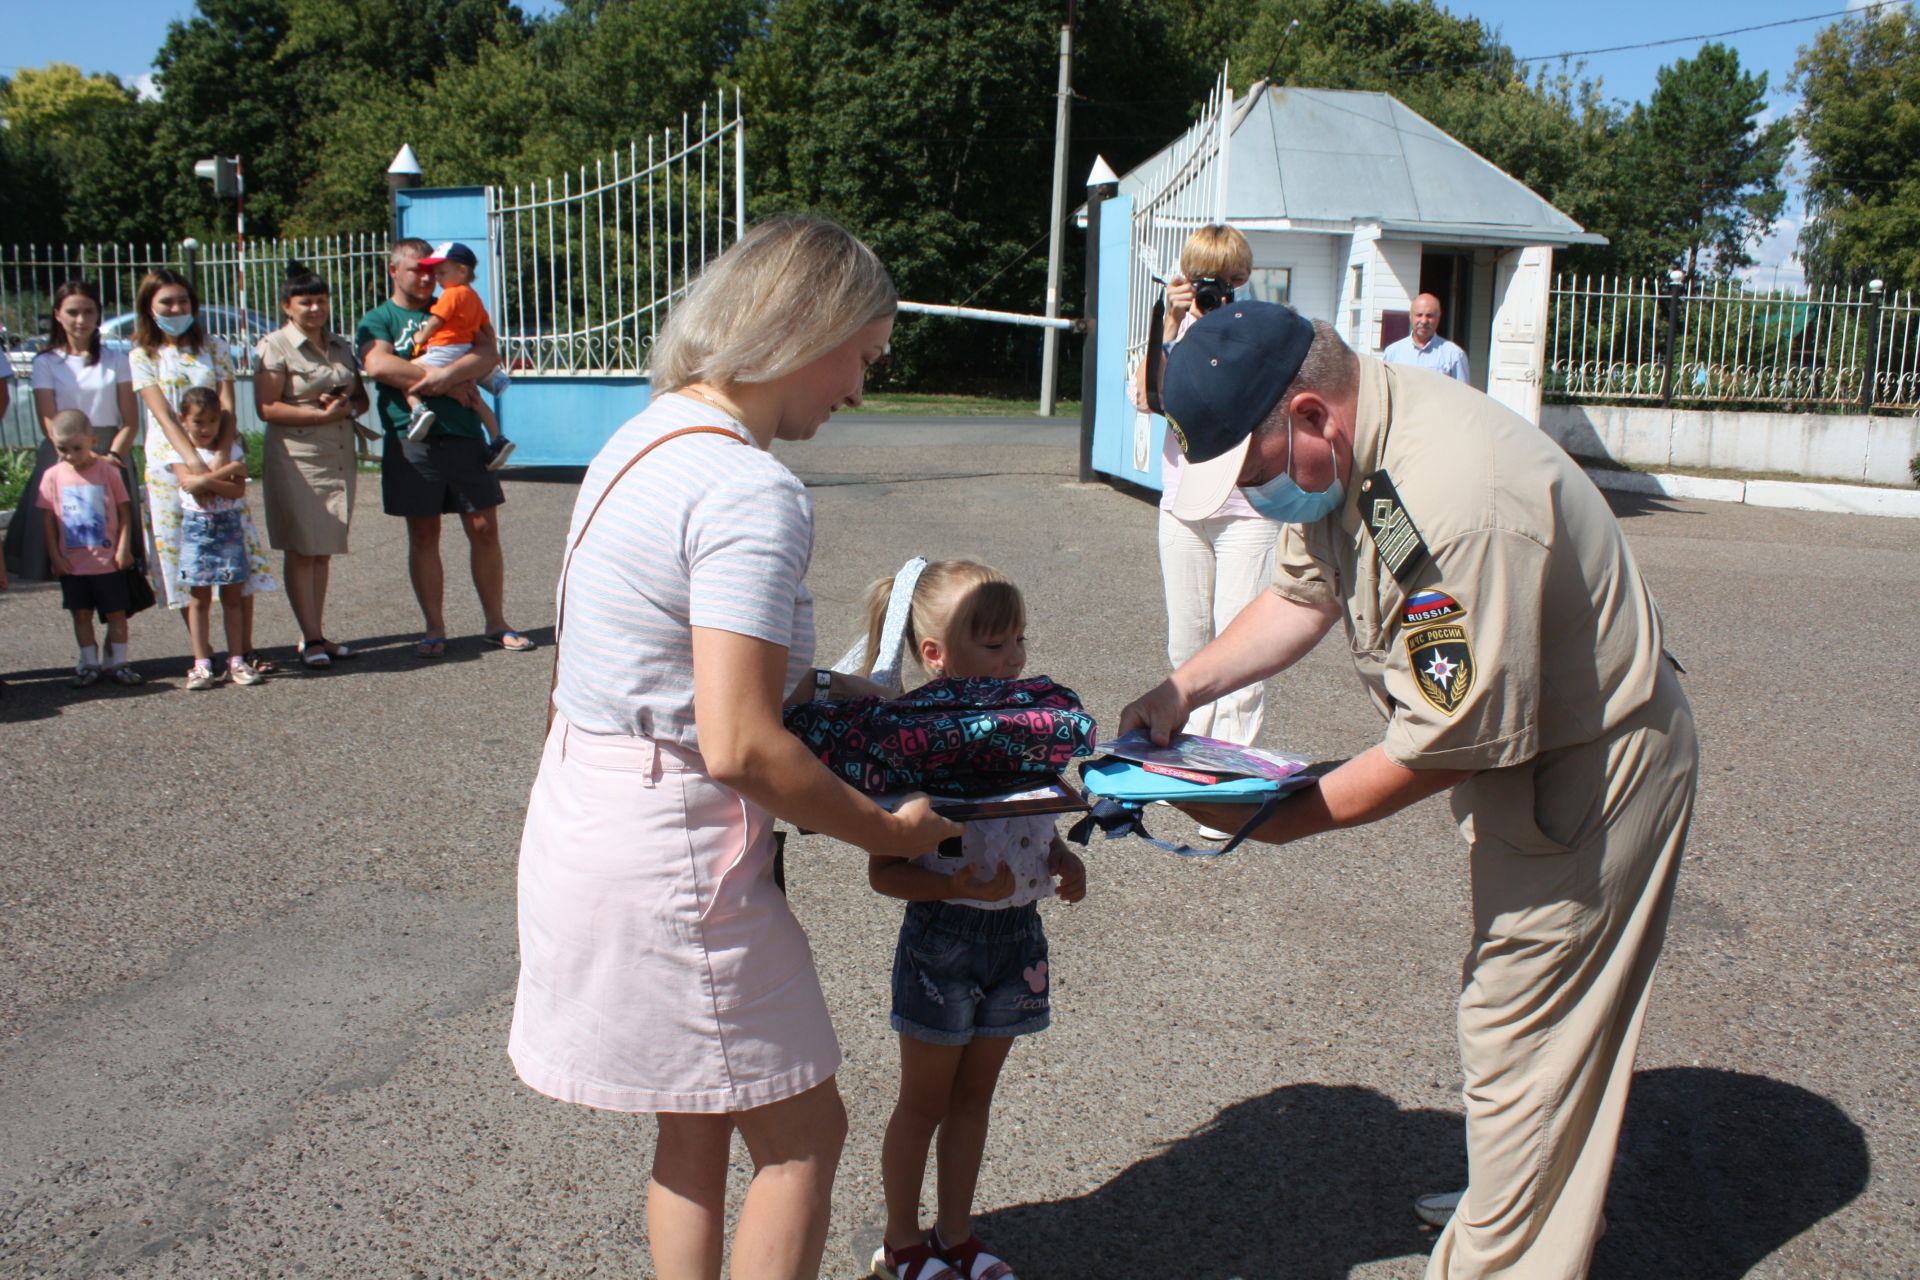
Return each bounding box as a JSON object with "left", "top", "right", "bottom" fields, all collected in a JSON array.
[
  {"left": 395, "top": 186, "right": 645, "bottom": 466},
  {"left": 1089, "top": 195, "right": 1168, "bottom": 493}
]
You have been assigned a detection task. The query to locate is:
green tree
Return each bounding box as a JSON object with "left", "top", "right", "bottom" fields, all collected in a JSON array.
[
  {"left": 0, "top": 64, "right": 166, "bottom": 244},
  {"left": 1793, "top": 5, "right": 1920, "bottom": 292},
  {"left": 1608, "top": 43, "right": 1791, "bottom": 279}
]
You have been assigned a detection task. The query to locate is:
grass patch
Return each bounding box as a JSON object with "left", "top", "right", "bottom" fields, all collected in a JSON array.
[
  {"left": 0, "top": 447, "right": 33, "bottom": 512},
  {"left": 848, "top": 392, "right": 1081, "bottom": 417}
]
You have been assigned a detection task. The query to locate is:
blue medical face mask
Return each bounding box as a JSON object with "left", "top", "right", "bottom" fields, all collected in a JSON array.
[
  {"left": 153, "top": 310, "right": 196, "bottom": 338},
  {"left": 1241, "top": 416, "right": 1345, "bottom": 523}
]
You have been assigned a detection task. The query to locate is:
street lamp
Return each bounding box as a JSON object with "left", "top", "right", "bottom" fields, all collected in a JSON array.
[{"left": 387, "top": 144, "right": 423, "bottom": 243}]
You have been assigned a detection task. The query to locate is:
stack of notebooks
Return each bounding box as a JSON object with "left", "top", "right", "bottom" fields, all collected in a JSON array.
[{"left": 1079, "top": 730, "right": 1319, "bottom": 805}]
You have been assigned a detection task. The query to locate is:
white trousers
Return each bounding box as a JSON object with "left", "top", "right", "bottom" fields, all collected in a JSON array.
[{"left": 1156, "top": 508, "right": 1279, "bottom": 745}]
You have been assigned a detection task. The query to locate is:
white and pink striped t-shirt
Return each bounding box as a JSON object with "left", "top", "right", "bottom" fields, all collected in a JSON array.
[{"left": 551, "top": 392, "right": 816, "bottom": 746}]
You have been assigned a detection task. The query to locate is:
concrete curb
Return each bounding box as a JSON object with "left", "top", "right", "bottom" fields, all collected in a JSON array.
[{"left": 1585, "top": 467, "right": 1920, "bottom": 519}]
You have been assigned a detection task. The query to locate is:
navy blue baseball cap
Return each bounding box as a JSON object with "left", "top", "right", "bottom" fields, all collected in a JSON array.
[
  {"left": 419, "top": 241, "right": 478, "bottom": 268},
  {"left": 1161, "top": 301, "right": 1314, "bottom": 519}
]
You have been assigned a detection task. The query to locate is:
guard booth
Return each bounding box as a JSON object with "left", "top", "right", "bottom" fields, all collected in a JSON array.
[{"left": 1085, "top": 78, "right": 1604, "bottom": 494}]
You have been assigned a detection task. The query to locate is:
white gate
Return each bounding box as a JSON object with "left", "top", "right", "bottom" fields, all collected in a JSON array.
[{"left": 488, "top": 92, "right": 745, "bottom": 375}]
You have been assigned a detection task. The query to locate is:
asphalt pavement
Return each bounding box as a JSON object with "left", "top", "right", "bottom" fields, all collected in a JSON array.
[{"left": 2, "top": 412, "right": 1915, "bottom": 1278}]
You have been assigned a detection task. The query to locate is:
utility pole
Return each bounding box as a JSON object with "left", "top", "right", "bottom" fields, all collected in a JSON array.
[{"left": 1038, "top": 0, "right": 1078, "bottom": 416}]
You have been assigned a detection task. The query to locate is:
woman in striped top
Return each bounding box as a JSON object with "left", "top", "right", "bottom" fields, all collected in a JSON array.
[{"left": 510, "top": 217, "right": 961, "bottom": 1280}]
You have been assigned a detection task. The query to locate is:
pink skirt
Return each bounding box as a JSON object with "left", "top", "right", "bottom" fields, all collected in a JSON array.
[{"left": 508, "top": 714, "right": 840, "bottom": 1113}]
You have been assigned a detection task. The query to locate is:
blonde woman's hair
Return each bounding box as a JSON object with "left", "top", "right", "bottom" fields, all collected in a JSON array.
[
  {"left": 48, "top": 409, "right": 94, "bottom": 445},
  {"left": 649, "top": 216, "right": 896, "bottom": 391},
  {"left": 1180, "top": 224, "right": 1253, "bottom": 280},
  {"left": 859, "top": 559, "right": 1026, "bottom": 680}
]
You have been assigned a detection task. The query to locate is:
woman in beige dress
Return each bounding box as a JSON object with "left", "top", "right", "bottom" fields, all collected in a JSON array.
[{"left": 254, "top": 265, "right": 373, "bottom": 668}]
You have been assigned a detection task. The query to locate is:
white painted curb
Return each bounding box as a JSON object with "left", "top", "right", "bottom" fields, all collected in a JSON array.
[{"left": 1585, "top": 468, "right": 1920, "bottom": 520}]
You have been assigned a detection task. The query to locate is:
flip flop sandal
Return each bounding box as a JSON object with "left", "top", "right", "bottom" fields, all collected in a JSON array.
[
  {"left": 244, "top": 651, "right": 279, "bottom": 675},
  {"left": 414, "top": 635, "right": 448, "bottom": 659},
  {"left": 483, "top": 629, "right": 538, "bottom": 652},
  {"left": 871, "top": 1241, "right": 960, "bottom": 1280}
]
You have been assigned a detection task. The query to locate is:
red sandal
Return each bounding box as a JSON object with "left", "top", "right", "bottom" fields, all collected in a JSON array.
[
  {"left": 932, "top": 1228, "right": 1018, "bottom": 1280},
  {"left": 871, "top": 1238, "right": 961, "bottom": 1280}
]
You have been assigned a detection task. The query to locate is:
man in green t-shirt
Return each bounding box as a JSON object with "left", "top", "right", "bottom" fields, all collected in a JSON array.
[{"left": 356, "top": 238, "right": 535, "bottom": 657}]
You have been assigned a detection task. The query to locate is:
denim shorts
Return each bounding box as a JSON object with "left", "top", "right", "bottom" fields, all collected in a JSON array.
[{"left": 890, "top": 899, "right": 1050, "bottom": 1046}]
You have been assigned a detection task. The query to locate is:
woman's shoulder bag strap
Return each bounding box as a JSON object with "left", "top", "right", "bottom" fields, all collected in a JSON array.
[{"left": 547, "top": 425, "right": 743, "bottom": 731}]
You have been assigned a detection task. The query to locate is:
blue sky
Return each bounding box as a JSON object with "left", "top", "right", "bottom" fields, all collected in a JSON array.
[{"left": 1, "top": 0, "right": 1894, "bottom": 287}]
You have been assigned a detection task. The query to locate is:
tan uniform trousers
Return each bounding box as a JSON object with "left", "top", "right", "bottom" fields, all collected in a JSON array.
[{"left": 1427, "top": 661, "right": 1697, "bottom": 1280}]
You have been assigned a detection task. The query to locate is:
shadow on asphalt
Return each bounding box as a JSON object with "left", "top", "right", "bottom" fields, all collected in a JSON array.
[
  {"left": 968, "top": 1069, "right": 1865, "bottom": 1279},
  {"left": 0, "top": 626, "right": 558, "bottom": 710},
  {"left": 1604, "top": 490, "right": 1706, "bottom": 521}
]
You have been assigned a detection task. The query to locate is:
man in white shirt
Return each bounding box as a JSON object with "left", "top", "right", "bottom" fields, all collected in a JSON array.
[{"left": 1383, "top": 293, "right": 1470, "bottom": 383}]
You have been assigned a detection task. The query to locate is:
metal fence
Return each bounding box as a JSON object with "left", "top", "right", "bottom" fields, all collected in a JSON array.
[
  {"left": 1, "top": 234, "right": 389, "bottom": 447},
  {"left": 1123, "top": 65, "right": 1233, "bottom": 380},
  {"left": 1546, "top": 275, "right": 1920, "bottom": 412},
  {"left": 490, "top": 91, "right": 745, "bottom": 375}
]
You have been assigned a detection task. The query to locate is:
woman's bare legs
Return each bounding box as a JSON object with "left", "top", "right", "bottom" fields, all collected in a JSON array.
[
  {"left": 730, "top": 1078, "right": 848, "bottom": 1280},
  {"left": 649, "top": 1078, "right": 847, "bottom": 1280},
  {"left": 650, "top": 1112, "right": 733, "bottom": 1280}
]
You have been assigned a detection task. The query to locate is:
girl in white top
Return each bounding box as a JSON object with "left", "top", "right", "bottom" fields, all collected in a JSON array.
[
  {"left": 862, "top": 559, "right": 1089, "bottom": 1280},
  {"left": 3, "top": 281, "right": 138, "bottom": 584}
]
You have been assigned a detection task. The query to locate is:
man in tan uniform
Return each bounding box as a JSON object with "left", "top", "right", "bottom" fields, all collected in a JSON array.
[{"left": 1122, "top": 302, "right": 1697, "bottom": 1279}]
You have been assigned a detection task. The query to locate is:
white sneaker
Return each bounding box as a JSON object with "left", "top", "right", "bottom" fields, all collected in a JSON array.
[
  {"left": 186, "top": 661, "right": 217, "bottom": 691},
  {"left": 405, "top": 403, "right": 436, "bottom": 441},
  {"left": 1415, "top": 1189, "right": 1463, "bottom": 1228},
  {"left": 228, "top": 656, "right": 265, "bottom": 686}
]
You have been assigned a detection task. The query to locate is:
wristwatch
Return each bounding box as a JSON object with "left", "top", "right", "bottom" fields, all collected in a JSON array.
[{"left": 811, "top": 669, "right": 833, "bottom": 701}]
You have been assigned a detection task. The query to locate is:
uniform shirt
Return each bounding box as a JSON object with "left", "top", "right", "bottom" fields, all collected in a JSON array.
[
  {"left": 912, "top": 813, "right": 1058, "bottom": 909},
  {"left": 37, "top": 457, "right": 128, "bottom": 575},
  {"left": 256, "top": 324, "right": 360, "bottom": 406},
  {"left": 1269, "top": 360, "right": 1667, "bottom": 842},
  {"left": 31, "top": 348, "right": 133, "bottom": 427},
  {"left": 1382, "top": 333, "right": 1471, "bottom": 383},
  {"left": 424, "top": 283, "right": 488, "bottom": 348},
  {"left": 552, "top": 393, "right": 815, "bottom": 747},
  {"left": 354, "top": 301, "right": 485, "bottom": 441}
]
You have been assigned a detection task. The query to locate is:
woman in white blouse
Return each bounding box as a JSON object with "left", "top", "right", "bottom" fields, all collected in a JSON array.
[{"left": 3, "top": 281, "right": 138, "bottom": 581}]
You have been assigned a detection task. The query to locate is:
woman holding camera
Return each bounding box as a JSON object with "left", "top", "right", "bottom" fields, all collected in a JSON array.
[{"left": 1131, "top": 225, "right": 1276, "bottom": 839}]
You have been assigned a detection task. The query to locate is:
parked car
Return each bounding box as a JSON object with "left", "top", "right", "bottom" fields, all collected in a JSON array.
[{"left": 99, "top": 305, "right": 277, "bottom": 356}]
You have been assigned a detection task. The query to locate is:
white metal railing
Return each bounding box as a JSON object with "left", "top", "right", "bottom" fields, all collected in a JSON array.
[
  {"left": 490, "top": 91, "right": 745, "bottom": 376},
  {"left": 1547, "top": 274, "right": 1920, "bottom": 411},
  {"left": 1124, "top": 65, "right": 1234, "bottom": 377},
  {"left": 1, "top": 234, "right": 388, "bottom": 446}
]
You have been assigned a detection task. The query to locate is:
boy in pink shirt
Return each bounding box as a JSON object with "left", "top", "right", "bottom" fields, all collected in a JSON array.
[{"left": 37, "top": 410, "right": 143, "bottom": 687}]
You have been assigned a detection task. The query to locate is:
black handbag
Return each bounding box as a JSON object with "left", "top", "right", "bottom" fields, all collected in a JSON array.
[{"left": 102, "top": 462, "right": 157, "bottom": 619}]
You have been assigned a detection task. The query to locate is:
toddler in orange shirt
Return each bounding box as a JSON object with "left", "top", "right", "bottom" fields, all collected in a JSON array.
[{"left": 405, "top": 241, "right": 514, "bottom": 468}]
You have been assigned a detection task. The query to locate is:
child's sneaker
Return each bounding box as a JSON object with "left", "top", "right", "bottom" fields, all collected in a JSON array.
[
  {"left": 405, "top": 403, "right": 436, "bottom": 441},
  {"left": 69, "top": 664, "right": 102, "bottom": 689},
  {"left": 228, "top": 655, "right": 265, "bottom": 686},
  {"left": 186, "top": 660, "right": 217, "bottom": 691},
  {"left": 485, "top": 437, "right": 516, "bottom": 470},
  {"left": 107, "top": 664, "right": 144, "bottom": 686}
]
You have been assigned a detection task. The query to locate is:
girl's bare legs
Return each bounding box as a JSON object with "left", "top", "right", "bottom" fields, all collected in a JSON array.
[
  {"left": 650, "top": 1112, "right": 733, "bottom": 1280},
  {"left": 186, "top": 588, "right": 213, "bottom": 661},
  {"left": 649, "top": 1079, "right": 847, "bottom": 1280},
  {"left": 881, "top": 1037, "right": 966, "bottom": 1251},
  {"left": 67, "top": 607, "right": 99, "bottom": 654},
  {"left": 730, "top": 1078, "right": 848, "bottom": 1280},
  {"left": 219, "top": 584, "right": 245, "bottom": 660},
  {"left": 932, "top": 1037, "right": 1014, "bottom": 1248}
]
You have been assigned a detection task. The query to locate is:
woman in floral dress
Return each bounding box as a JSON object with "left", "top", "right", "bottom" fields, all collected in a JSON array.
[{"left": 129, "top": 268, "right": 279, "bottom": 672}]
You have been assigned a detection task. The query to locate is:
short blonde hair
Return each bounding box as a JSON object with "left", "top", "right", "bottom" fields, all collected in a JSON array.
[
  {"left": 1180, "top": 224, "right": 1252, "bottom": 280},
  {"left": 48, "top": 409, "right": 95, "bottom": 446},
  {"left": 649, "top": 217, "right": 896, "bottom": 391}
]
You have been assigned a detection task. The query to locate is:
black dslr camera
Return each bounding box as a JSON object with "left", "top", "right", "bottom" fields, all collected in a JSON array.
[{"left": 1191, "top": 275, "right": 1235, "bottom": 314}]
